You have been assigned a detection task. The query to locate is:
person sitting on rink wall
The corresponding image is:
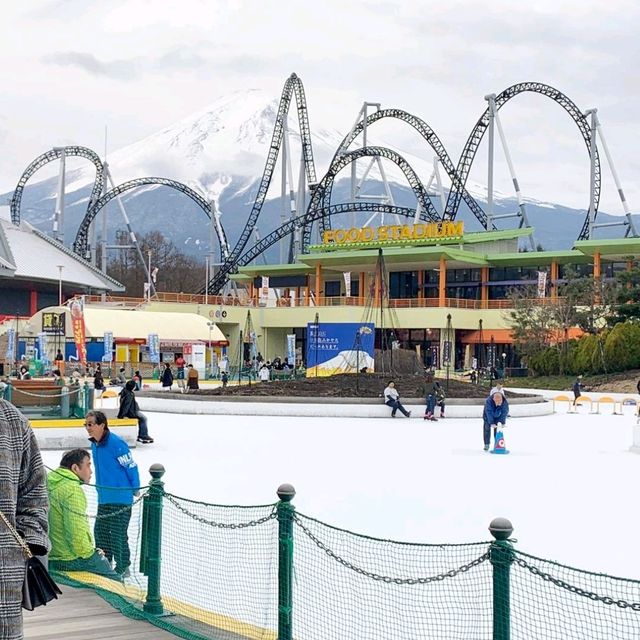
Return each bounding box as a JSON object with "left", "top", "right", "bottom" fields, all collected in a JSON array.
[{"left": 47, "top": 449, "right": 120, "bottom": 580}]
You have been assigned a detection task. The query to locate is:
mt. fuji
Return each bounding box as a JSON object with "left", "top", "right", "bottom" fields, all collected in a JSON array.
[{"left": 1, "top": 88, "right": 634, "bottom": 259}]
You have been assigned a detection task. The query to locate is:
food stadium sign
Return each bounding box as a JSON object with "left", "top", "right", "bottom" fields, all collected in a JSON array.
[{"left": 321, "top": 221, "right": 464, "bottom": 247}]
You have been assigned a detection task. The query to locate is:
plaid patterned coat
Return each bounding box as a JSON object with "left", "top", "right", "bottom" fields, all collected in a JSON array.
[{"left": 0, "top": 400, "right": 49, "bottom": 640}]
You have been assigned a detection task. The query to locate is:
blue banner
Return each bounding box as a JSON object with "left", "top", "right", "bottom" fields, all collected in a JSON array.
[
  {"left": 286, "top": 334, "right": 295, "bottom": 366},
  {"left": 37, "top": 332, "right": 49, "bottom": 364},
  {"left": 147, "top": 333, "right": 160, "bottom": 363},
  {"left": 5, "top": 329, "right": 15, "bottom": 362},
  {"left": 102, "top": 332, "right": 113, "bottom": 362},
  {"left": 306, "top": 322, "right": 375, "bottom": 377}
]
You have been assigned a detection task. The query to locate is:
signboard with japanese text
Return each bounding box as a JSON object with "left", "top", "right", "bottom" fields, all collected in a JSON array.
[
  {"left": 103, "top": 332, "right": 113, "bottom": 362},
  {"left": 5, "top": 329, "right": 15, "bottom": 361},
  {"left": 306, "top": 322, "right": 375, "bottom": 377},
  {"left": 147, "top": 333, "right": 160, "bottom": 364},
  {"left": 42, "top": 312, "right": 65, "bottom": 335}
]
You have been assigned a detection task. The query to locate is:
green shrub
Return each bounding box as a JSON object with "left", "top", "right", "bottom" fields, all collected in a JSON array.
[{"left": 604, "top": 322, "right": 640, "bottom": 372}]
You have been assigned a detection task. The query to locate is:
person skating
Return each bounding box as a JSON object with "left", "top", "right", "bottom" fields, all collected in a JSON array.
[
  {"left": 383, "top": 381, "right": 411, "bottom": 418},
  {"left": 573, "top": 375, "right": 584, "bottom": 406},
  {"left": 423, "top": 387, "right": 437, "bottom": 421},
  {"left": 118, "top": 380, "right": 154, "bottom": 443},
  {"left": 186, "top": 364, "right": 199, "bottom": 392},
  {"left": 160, "top": 362, "right": 174, "bottom": 391},
  {"left": 482, "top": 391, "right": 509, "bottom": 451},
  {"left": 433, "top": 381, "right": 446, "bottom": 418}
]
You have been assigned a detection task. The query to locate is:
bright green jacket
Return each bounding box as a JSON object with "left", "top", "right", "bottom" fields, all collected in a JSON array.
[{"left": 47, "top": 467, "right": 94, "bottom": 561}]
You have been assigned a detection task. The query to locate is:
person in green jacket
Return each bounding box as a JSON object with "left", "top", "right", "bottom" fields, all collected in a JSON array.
[{"left": 47, "top": 449, "right": 120, "bottom": 580}]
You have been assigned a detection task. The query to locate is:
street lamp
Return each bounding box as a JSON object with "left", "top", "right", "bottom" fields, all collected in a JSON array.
[
  {"left": 147, "top": 251, "right": 152, "bottom": 302},
  {"left": 501, "top": 352, "right": 507, "bottom": 379},
  {"left": 56, "top": 265, "right": 64, "bottom": 306},
  {"left": 207, "top": 321, "right": 214, "bottom": 379}
]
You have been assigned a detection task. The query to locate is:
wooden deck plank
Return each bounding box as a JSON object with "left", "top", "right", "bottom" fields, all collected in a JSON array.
[{"left": 24, "top": 586, "right": 178, "bottom": 639}]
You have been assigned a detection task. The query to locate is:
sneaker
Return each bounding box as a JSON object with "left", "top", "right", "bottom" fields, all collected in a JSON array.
[
  {"left": 429, "top": 416, "right": 438, "bottom": 422},
  {"left": 137, "top": 436, "right": 154, "bottom": 444},
  {"left": 115, "top": 566, "right": 131, "bottom": 579},
  {"left": 407, "top": 411, "right": 412, "bottom": 418},
  {"left": 440, "top": 414, "right": 445, "bottom": 419},
  {"left": 483, "top": 445, "right": 490, "bottom": 451}
]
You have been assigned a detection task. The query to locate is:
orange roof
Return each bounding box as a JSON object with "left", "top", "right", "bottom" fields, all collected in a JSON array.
[{"left": 460, "top": 329, "right": 514, "bottom": 344}]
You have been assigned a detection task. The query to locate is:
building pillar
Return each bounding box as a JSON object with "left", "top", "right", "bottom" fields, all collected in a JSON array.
[
  {"left": 359, "top": 272, "right": 365, "bottom": 304},
  {"left": 481, "top": 267, "right": 489, "bottom": 310},
  {"left": 550, "top": 261, "right": 558, "bottom": 300},
  {"left": 374, "top": 268, "right": 381, "bottom": 308},
  {"left": 29, "top": 290, "right": 38, "bottom": 316},
  {"left": 315, "top": 264, "right": 322, "bottom": 306},
  {"left": 417, "top": 270, "right": 424, "bottom": 301},
  {"left": 438, "top": 256, "right": 447, "bottom": 307},
  {"left": 593, "top": 251, "right": 601, "bottom": 279}
]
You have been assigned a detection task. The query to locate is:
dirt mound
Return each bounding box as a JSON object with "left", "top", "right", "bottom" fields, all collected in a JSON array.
[{"left": 194, "top": 373, "right": 523, "bottom": 399}]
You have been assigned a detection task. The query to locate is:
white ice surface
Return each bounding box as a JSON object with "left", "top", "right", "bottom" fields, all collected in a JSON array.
[{"left": 41, "top": 405, "right": 640, "bottom": 580}]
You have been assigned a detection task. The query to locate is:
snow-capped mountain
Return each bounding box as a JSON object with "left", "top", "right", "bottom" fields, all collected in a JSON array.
[{"left": 2, "top": 87, "right": 634, "bottom": 258}]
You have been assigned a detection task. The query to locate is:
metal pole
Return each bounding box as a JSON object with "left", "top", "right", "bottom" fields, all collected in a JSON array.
[
  {"left": 205, "top": 256, "right": 209, "bottom": 306},
  {"left": 147, "top": 251, "right": 152, "bottom": 302},
  {"left": 492, "top": 104, "right": 536, "bottom": 250},
  {"left": 585, "top": 109, "right": 598, "bottom": 240},
  {"left": 276, "top": 483, "right": 296, "bottom": 640},
  {"left": 57, "top": 265, "right": 64, "bottom": 306},
  {"left": 105, "top": 164, "right": 155, "bottom": 295},
  {"left": 485, "top": 94, "right": 496, "bottom": 230},
  {"left": 143, "top": 464, "right": 165, "bottom": 615},
  {"left": 489, "top": 517, "right": 514, "bottom": 640},
  {"left": 593, "top": 114, "right": 639, "bottom": 237},
  {"left": 100, "top": 164, "right": 109, "bottom": 302},
  {"left": 53, "top": 147, "right": 66, "bottom": 244}
]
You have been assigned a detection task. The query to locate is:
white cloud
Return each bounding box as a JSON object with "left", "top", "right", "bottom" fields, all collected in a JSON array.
[{"left": 0, "top": 0, "right": 638, "bottom": 214}]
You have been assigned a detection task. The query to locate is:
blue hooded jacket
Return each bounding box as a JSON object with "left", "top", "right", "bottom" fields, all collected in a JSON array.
[
  {"left": 90, "top": 429, "right": 140, "bottom": 505},
  {"left": 483, "top": 393, "right": 509, "bottom": 427}
]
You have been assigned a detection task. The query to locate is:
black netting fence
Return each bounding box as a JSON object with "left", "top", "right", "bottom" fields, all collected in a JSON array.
[{"left": 46, "top": 467, "right": 640, "bottom": 640}]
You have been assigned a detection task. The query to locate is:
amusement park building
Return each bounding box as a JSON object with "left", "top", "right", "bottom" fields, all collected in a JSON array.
[
  {"left": 105, "top": 225, "right": 640, "bottom": 372},
  {"left": 0, "top": 211, "right": 124, "bottom": 321}
]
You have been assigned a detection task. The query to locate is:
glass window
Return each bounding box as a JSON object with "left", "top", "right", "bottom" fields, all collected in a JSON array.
[
  {"left": 324, "top": 281, "right": 341, "bottom": 297},
  {"left": 390, "top": 271, "right": 418, "bottom": 299}
]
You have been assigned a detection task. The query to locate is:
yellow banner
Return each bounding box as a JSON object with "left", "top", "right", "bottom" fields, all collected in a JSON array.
[{"left": 322, "top": 221, "right": 464, "bottom": 245}]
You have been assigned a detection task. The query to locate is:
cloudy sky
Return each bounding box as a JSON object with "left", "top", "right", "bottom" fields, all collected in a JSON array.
[{"left": 0, "top": 0, "right": 638, "bottom": 213}]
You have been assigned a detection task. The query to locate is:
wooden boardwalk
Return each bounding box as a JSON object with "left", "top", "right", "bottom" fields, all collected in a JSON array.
[{"left": 24, "top": 586, "right": 178, "bottom": 639}]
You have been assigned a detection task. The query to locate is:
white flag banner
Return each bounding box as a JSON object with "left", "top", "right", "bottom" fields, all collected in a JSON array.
[
  {"left": 261, "top": 276, "right": 269, "bottom": 298},
  {"left": 537, "top": 271, "right": 547, "bottom": 298},
  {"left": 343, "top": 272, "right": 352, "bottom": 296}
]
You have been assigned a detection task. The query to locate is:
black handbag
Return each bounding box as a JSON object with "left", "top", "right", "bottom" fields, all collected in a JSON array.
[{"left": 0, "top": 509, "right": 61, "bottom": 610}]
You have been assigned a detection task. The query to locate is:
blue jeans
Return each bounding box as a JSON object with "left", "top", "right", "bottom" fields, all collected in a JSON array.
[
  {"left": 137, "top": 412, "right": 149, "bottom": 438},
  {"left": 386, "top": 399, "right": 410, "bottom": 417}
]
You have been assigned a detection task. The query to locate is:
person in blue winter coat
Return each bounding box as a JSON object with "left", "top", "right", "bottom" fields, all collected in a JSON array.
[
  {"left": 482, "top": 391, "right": 509, "bottom": 451},
  {"left": 85, "top": 410, "right": 140, "bottom": 577}
]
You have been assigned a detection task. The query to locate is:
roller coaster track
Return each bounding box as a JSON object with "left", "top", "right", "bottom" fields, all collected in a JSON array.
[
  {"left": 444, "top": 82, "right": 600, "bottom": 241},
  {"left": 10, "top": 146, "right": 104, "bottom": 226},
  {"left": 332, "top": 108, "right": 493, "bottom": 229},
  {"left": 73, "top": 177, "right": 230, "bottom": 259},
  {"left": 220, "top": 72, "right": 317, "bottom": 271},
  {"left": 301, "top": 146, "right": 440, "bottom": 252},
  {"left": 204, "top": 202, "right": 421, "bottom": 294}
]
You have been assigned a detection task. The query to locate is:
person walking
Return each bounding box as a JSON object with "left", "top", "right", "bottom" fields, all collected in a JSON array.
[
  {"left": 85, "top": 410, "right": 140, "bottom": 578},
  {"left": 93, "top": 367, "right": 105, "bottom": 398},
  {"left": 175, "top": 354, "right": 186, "bottom": 392},
  {"left": 47, "top": 449, "right": 120, "bottom": 580},
  {"left": 160, "top": 362, "right": 174, "bottom": 391},
  {"left": 259, "top": 363, "right": 270, "bottom": 382},
  {"left": 118, "top": 380, "right": 154, "bottom": 444},
  {"left": 573, "top": 375, "right": 584, "bottom": 406},
  {"left": 0, "top": 399, "right": 49, "bottom": 639},
  {"left": 186, "top": 364, "right": 199, "bottom": 392},
  {"left": 221, "top": 371, "right": 229, "bottom": 388},
  {"left": 383, "top": 381, "right": 411, "bottom": 418},
  {"left": 482, "top": 391, "right": 509, "bottom": 451}
]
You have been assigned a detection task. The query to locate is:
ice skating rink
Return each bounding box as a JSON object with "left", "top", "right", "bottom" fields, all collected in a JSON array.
[{"left": 41, "top": 405, "right": 640, "bottom": 579}]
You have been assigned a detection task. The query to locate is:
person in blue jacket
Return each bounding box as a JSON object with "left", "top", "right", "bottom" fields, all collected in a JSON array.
[
  {"left": 85, "top": 410, "right": 140, "bottom": 577},
  {"left": 482, "top": 391, "right": 509, "bottom": 451}
]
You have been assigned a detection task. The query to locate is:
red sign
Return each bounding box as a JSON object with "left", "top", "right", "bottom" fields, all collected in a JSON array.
[
  {"left": 69, "top": 300, "right": 87, "bottom": 364},
  {"left": 183, "top": 344, "right": 192, "bottom": 355}
]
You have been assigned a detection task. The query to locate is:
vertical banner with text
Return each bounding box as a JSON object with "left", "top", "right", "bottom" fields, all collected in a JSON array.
[
  {"left": 286, "top": 334, "right": 296, "bottom": 365},
  {"left": 5, "top": 329, "right": 15, "bottom": 362},
  {"left": 147, "top": 333, "right": 160, "bottom": 364},
  {"left": 103, "top": 332, "right": 113, "bottom": 362},
  {"left": 537, "top": 271, "right": 547, "bottom": 298},
  {"left": 70, "top": 300, "right": 87, "bottom": 364}
]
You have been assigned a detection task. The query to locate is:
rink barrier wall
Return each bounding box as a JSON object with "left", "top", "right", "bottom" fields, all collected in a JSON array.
[
  {"left": 135, "top": 394, "right": 553, "bottom": 419},
  {"left": 30, "top": 416, "right": 139, "bottom": 449}
]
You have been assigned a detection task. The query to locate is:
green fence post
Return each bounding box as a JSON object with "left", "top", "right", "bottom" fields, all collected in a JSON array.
[
  {"left": 4, "top": 381, "right": 12, "bottom": 402},
  {"left": 489, "top": 517, "right": 514, "bottom": 640},
  {"left": 277, "top": 483, "right": 296, "bottom": 640},
  {"left": 143, "top": 463, "right": 165, "bottom": 615}
]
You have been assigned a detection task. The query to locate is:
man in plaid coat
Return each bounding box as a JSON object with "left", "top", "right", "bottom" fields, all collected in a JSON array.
[{"left": 0, "top": 399, "right": 50, "bottom": 640}]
